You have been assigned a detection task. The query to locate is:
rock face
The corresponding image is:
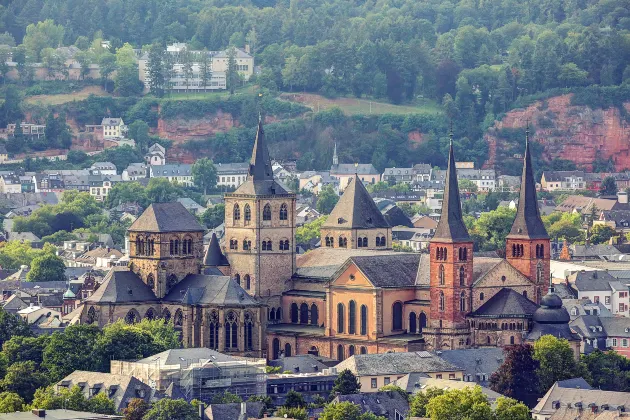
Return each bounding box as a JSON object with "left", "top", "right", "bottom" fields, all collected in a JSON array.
[
  {"left": 156, "top": 110, "right": 239, "bottom": 143},
  {"left": 484, "top": 94, "right": 630, "bottom": 171}
]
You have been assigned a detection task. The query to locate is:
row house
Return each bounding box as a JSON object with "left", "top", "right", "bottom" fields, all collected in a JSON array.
[
  {"left": 541, "top": 171, "right": 586, "bottom": 191},
  {"left": 149, "top": 164, "right": 194, "bottom": 187},
  {"left": 456, "top": 168, "right": 496, "bottom": 192},
  {"left": 570, "top": 270, "right": 630, "bottom": 317},
  {"left": 216, "top": 162, "right": 249, "bottom": 189},
  {"left": 382, "top": 167, "right": 414, "bottom": 184},
  {"left": 571, "top": 315, "right": 630, "bottom": 358},
  {"left": 585, "top": 172, "right": 630, "bottom": 191},
  {"left": 88, "top": 174, "right": 122, "bottom": 202}
]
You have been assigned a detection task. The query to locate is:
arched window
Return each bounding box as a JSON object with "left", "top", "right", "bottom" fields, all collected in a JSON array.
[
  {"left": 310, "top": 304, "right": 319, "bottom": 326},
  {"left": 325, "top": 236, "right": 333, "bottom": 247},
  {"left": 244, "top": 204, "right": 251, "bottom": 221},
  {"left": 209, "top": 311, "right": 219, "bottom": 350},
  {"left": 234, "top": 273, "right": 241, "bottom": 286},
  {"left": 233, "top": 204, "right": 241, "bottom": 221},
  {"left": 87, "top": 306, "right": 96, "bottom": 324},
  {"left": 358, "top": 237, "right": 368, "bottom": 248},
  {"left": 439, "top": 291, "right": 445, "bottom": 311},
  {"left": 537, "top": 262, "right": 543, "bottom": 283},
  {"left": 487, "top": 336, "right": 491, "bottom": 345},
  {"left": 230, "top": 239, "right": 238, "bottom": 250},
  {"left": 272, "top": 338, "right": 280, "bottom": 360},
  {"left": 174, "top": 309, "right": 183, "bottom": 327},
  {"left": 263, "top": 204, "right": 272, "bottom": 221},
  {"left": 480, "top": 292, "right": 485, "bottom": 301},
  {"left": 409, "top": 312, "right": 417, "bottom": 333},
  {"left": 280, "top": 203, "right": 288, "bottom": 220},
  {"left": 459, "top": 266, "right": 465, "bottom": 286},
  {"left": 439, "top": 264, "right": 445, "bottom": 285},
  {"left": 512, "top": 244, "right": 516, "bottom": 257},
  {"left": 349, "top": 301, "right": 357, "bottom": 334},
  {"left": 125, "top": 309, "right": 139, "bottom": 324},
  {"left": 225, "top": 311, "right": 238, "bottom": 349},
  {"left": 245, "top": 313, "right": 253, "bottom": 350},
  {"left": 146, "top": 274, "right": 155, "bottom": 289},
  {"left": 349, "top": 345, "right": 355, "bottom": 356},
  {"left": 284, "top": 343, "right": 292, "bottom": 357},
  {"left": 377, "top": 236, "right": 386, "bottom": 247},
  {"left": 308, "top": 346, "right": 319, "bottom": 356},
  {"left": 277, "top": 308, "right": 282, "bottom": 321},
  {"left": 539, "top": 244, "right": 544, "bottom": 258},
  {"left": 460, "top": 291, "right": 466, "bottom": 312},
  {"left": 269, "top": 308, "right": 276, "bottom": 321},
  {"left": 243, "top": 240, "right": 251, "bottom": 251},
  {"left": 419, "top": 312, "right": 427, "bottom": 332},
  {"left": 167, "top": 274, "right": 178, "bottom": 289},
  {"left": 392, "top": 302, "right": 403, "bottom": 330},
  {"left": 339, "top": 236, "right": 347, "bottom": 248},
  {"left": 443, "top": 248, "right": 448, "bottom": 260},
  {"left": 337, "top": 344, "right": 345, "bottom": 361},
  {"left": 360, "top": 305, "right": 368, "bottom": 335},
  {"left": 245, "top": 274, "right": 251, "bottom": 290},
  {"left": 145, "top": 308, "right": 155, "bottom": 320},
  {"left": 291, "top": 303, "right": 299, "bottom": 323},
  {"left": 523, "top": 290, "right": 528, "bottom": 298},
  {"left": 360, "top": 346, "right": 368, "bottom": 355},
  {"left": 510, "top": 336, "right": 515, "bottom": 345},
  {"left": 300, "top": 303, "right": 309, "bottom": 324},
  {"left": 337, "top": 303, "right": 345, "bottom": 333},
  {"left": 135, "top": 237, "right": 141, "bottom": 256},
  {"left": 162, "top": 308, "right": 171, "bottom": 323}
]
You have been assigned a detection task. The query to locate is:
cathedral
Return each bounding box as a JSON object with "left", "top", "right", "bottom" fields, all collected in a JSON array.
[{"left": 79, "top": 120, "right": 578, "bottom": 360}]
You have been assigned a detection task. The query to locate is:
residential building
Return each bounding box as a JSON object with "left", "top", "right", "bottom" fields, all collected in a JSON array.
[
  {"left": 0, "top": 144, "right": 7, "bottom": 162},
  {"left": 436, "top": 347, "right": 504, "bottom": 386},
  {"left": 0, "top": 409, "right": 122, "bottom": 419},
  {"left": 122, "top": 163, "right": 148, "bottom": 181},
  {"left": 541, "top": 171, "right": 587, "bottom": 191},
  {"left": 145, "top": 143, "right": 166, "bottom": 166},
  {"left": 90, "top": 162, "right": 118, "bottom": 176},
  {"left": 88, "top": 174, "right": 121, "bottom": 202},
  {"left": 332, "top": 391, "right": 409, "bottom": 420},
  {"left": 457, "top": 168, "right": 496, "bottom": 192},
  {"left": 586, "top": 172, "right": 630, "bottom": 191},
  {"left": 392, "top": 228, "right": 433, "bottom": 251},
  {"left": 595, "top": 210, "right": 630, "bottom": 233},
  {"left": 0, "top": 174, "right": 22, "bottom": 193},
  {"left": 331, "top": 143, "right": 380, "bottom": 190},
  {"left": 205, "top": 402, "right": 264, "bottom": 420},
  {"left": 6, "top": 122, "right": 46, "bottom": 138},
  {"left": 392, "top": 373, "right": 504, "bottom": 403},
  {"left": 216, "top": 162, "right": 249, "bottom": 189},
  {"left": 570, "top": 270, "right": 629, "bottom": 316},
  {"left": 149, "top": 164, "right": 193, "bottom": 187},
  {"left": 383, "top": 167, "right": 414, "bottom": 184},
  {"left": 211, "top": 47, "right": 255, "bottom": 80},
  {"left": 18, "top": 305, "right": 62, "bottom": 324},
  {"left": 176, "top": 197, "right": 206, "bottom": 215},
  {"left": 267, "top": 370, "right": 337, "bottom": 406},
  {"left": 298, "top": 170, "right": 339, "bottom": 195},
  {"left": 555, "top": 193, "right": 630, "bottom": 215},
  {"left": 101, "top": 118, "right": 126, "bottom": 140},
  {"left": 413, "top": 164, "right": 432, "bottom": 182}
]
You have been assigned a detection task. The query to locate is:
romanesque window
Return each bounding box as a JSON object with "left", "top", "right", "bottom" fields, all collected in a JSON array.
[
  {"left": 439, "top": 264, "right": 445, "bottom": 285},
  {"left": 375, "top": 236, "right": 381, "bottom": 247},
  {"left": 392, "top": 302, "right": 403, "bottom": 330},
  {"left": 284, "top": 343, "right": 292, "bottom": 357},
  {"left": 480, "top": 292, "right": 485, "bottom": 301},
  {"left": 360, "top": 346, "right": 368, "bottom": 355},
  {"left": 184, "top": 238, "right": 193, "bottom": 255},
  {"left": 300, "top": 303, "right": 309, "bottom": 324},
  {"left": 245, "top": 312, "right": 253, "bottom": 351},
  {"left": 243, "top": 240, "right": 251, "bottom": 251},
  {"left": 280, "top": 240, "right": 290, "bottom": 251},
  {"left": 311, "top": 304, "right": 319, "bottom": 325},
  {"left": 337, "top": 344, "right": 345, "bottom": 361},
  {"left": 349, "top": 345, "right": 355, "bottom": 356},
  {"left": 338, "top": 236, "right": 347, "bottom": 248},
  {"left": 358, "top": 237, "right": 368, "bottom": 248},
  {"left": 337, "top": 303, "right": 345, "bottom": 333},
  {"left": 87, "top": 306, "right": 97, "bottom": 324},
  {"left": 173, "top": 239, "right": 180, "bottom": 255},
  {"left": 523, "top": 290, "right": 528, "bottom": 298},
  {"left": 262, "top": 240, "right": 273, "bottom": 251},
  {"left": 537, "top": 262, "right": 543, "bottom": 283},
  {"left": 460, "top": 291, "right": 466, "bottom": 312},
  {"left": 308, "top": 346, "right": 319, "bottom": 356},
  {"left": 162, "top": 308, "right": 171, "bottom": 323},
  {"left": 459, "top": 247, "right": 468, "bottom": 261},
  {"left": 439, "top": 291, "right": 445, "bottom": 311},
  {"left": 209, "top": 311, "right": 219, "bottom": 350},
  {"left": 125, "top": 309, "right": 140, "bottom": 324},
  {"left": 360, "top": 305, "right": 368, "bottom": 335},
  {"left": 167, "top": 274, "right": 178, "bottom": 289},
  {"left": 244, "top": 204, "right": 251, "bottom": 222},
  {"left": 263, "top": 204, "right": 272, "bottom": 221},
  {"left": 145, "top": 239, "right": 154, "bottom": 256},
  {"left": 245, "top": 274, "right": 251, "bottom": 290},
  {"left": 233, "top": 204, "right": 241, "bottom": 221},
  {"left": 409, "top": 312, "right": 417, "bottom": 333},
  {"left": 280, "top": 203, "right": 288, "bottom": 220},
  {"left": 137, "top": 237, "right": 145, "bottom": 256},
  {"left": 146, "top": 274, "right": 155, "bottom": 289},
  {"left": 349, "top": 300, "right": 357, "bottom": 334},
  {"left": 269, "top": 308, "right": 276, "bottom": 321},
  {"left": 234, "top": 274, "right": 240, "bottom": 286},
  {"left": 459, "top": 266, "right": 465, "bottom": 286},
  {"left": 325, "top": 236, "right": 333, "bottom": 247},
  {"left": 291, "top": 303, "right": 299, "bottom": 323},
  {"left": 419, "top": 312, "right": 427, "bottom": 332},
  {"left": 174, "top": 309, "right": 183, "bottom": 327},
  {"left": 145, "top": 308, "right": 155, "bottom": 320},
  {"left": 230, "top": 239, "right": 238, "bottom": 250},
  {"left": 536, "top": 244, "right": 544, "bottom": 258},
  {"left": 225, "top": 311, "right": 238, "bottom": 349},
  {"left": 272, "top": 338, "right": 280, "bottom": 360}
]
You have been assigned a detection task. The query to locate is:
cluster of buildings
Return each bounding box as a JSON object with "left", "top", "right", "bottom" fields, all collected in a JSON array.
[{"left": 541, "top": 170, "right": 630, "bottom": 192}]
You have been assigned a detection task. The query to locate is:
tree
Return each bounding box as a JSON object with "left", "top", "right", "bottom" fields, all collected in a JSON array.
[
  {"left": 115, "top": 64, "right": 143, "bottom": 97},
  {"left": 42, "top": 324, "right": 101, "bottom": 381},
  {"left": 12, "top": 46, "right": 32, "bottom": 84},
  {"left": 582, "top": 350, "right": 630, "bottom": 392},
  {"left": 88, "top": 392, "right": 116, "bottom": 415},
  {"left": 600, "top": 176, "right": 618, "bottom": 196},
  {"left": 534, "top": 335, "right": 586, "bottom": 393},
  {"left": 98, "top": 52, "right": 117, "bottom": 84},
  {"left": 201, "top": 204, "right": 225, "bottom": 229},
  {"left": 0, "top": 307, "right": 32, "bottom": 348},
  {"left": 494, "top": 397, "right": 531, "bottom": 420},
  {"left": 316, "top": 185, "right": 340, "bottom": 214},
  {"left": 425, "top": 386, "right": 493, "bottom": 420},
  {"left": 2, "top": 85, "right": 23, "bottom": 127},
  {"left": 29, "top": 384, "right": 112, "bottom": 413},
  {"left": 590, "top": 224, "right": 616, "bottom": 245},
  {"left": 2, "top": 335, "right": 49, "bottom": 367},
  {"left": 558, "top": 63, "right": 589, "bottom": 87},
  {"left": 23, "top": 20, "right": 64, "bottom": 61},
  {"left": 200, "top": 53, "right": 211, "bottom": 90},
  {"left": 192, "top": 158, "right": 218, "bottom": 195},
  {"left": 0, "top": 392, "right": 25, "bottom": 413},
  {"left": 320, "top": 401, "right": 385, "bottom": 420},
  {"left": 127, "top": 121, "right": 151, "bottom": 152},
  {"left": 489, "top": 344, "right": 539, "bottom": 406},
  {"left": 458, "top": 179, "right": 478, "bottom": 193},
  {"left": 145, "top": 178, "right": 183, "bottom": 203},
  {"left": 331, "top": 369, "right": 361, "bottom": 396},
  {"left": 284, "top": 390, "right": 306, "bottom": 408},
  {"left": 143, "top": 398, "right": 197, "bottom": 420},
  {"left": 276, "top": 407, "right": 307, "bottom": 420},
  {"left": 130, "top": 318, "right": 181, "bottom": 350},
  {"left": 0, "top": 361, "right": 49, "bottom": 402},
  {"left": 211, "top": 391, "right": 242, "bottom": 404},
  {"left": 147, "top": 44, "right": 166, "bottom": 97},
  {"left": 226, "top": 46, "right": 240, "bottom": 95},
  {"left": 468, "top": 207, "right": 516, "bottom": 250},
  {"left": 408, "top": 387, "right": 445, "bottom": 418},
  {"left": 26, "top": 253, "right": 66, "bottom": 282},
  {"left": 123, "top": 398, "right": 149, "bottom": 420}
]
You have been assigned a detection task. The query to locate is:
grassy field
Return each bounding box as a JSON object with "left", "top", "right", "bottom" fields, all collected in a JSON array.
[
  {"left": 280, "top": 92, "right": 443, "bottom": 115},
  {"left": 163, "top": 85, "right": 256, "bottom": 101},
  {"left": 24, "top": 86, "right": 111, "bottom": 106}
]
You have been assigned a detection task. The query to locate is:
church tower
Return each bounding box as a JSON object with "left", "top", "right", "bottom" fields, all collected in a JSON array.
[
  {"left": 506, "top": 128, "right": 550, "bottom": 304},
  {"left": 425, "top": 134, "right": 473, "bottom": 350},
  {"left": 332, "top": 143, "right": 338, "bottom": 166},
  {"left": 223, "top": 118, "right": 296, "bottom": 306}
]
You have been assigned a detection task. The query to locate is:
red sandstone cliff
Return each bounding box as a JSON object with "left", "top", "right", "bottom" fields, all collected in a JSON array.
[
  {"left": 155, "top": 109, "right": 240, "bottom": 143},
  {"left": 484, "top": 94, "right": 630, "bottom": 171}
]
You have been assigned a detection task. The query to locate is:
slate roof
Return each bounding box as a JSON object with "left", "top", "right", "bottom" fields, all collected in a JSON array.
[
  {"left": 471, "top": 257, "right": 503, "bottom": 282},
  {"left": 162, "top": 274, "right": 260, "bottom": 306},
  {"left": 349, "top": 254, "right": 420, "bottom": 287},
  {"left": 203, "top": 233, "right": 229, "bottom": 266},
  {"left": 533, "top": 381, "right": 630, "bottom": 416},
  {"left": 294, "top": 248, "right": 399, "bottom": 281},
  {"left": 571, "top": 244, "right": 622, "bottom": 259},
  {"left": 431, "top": 139, "right": 470, "bottom": 243},
  {"left": 381, "top": 204, "right": 413, "bottom": 228},
  {"left": 330, "top": 163, "right": 379, "bottom": 175},
  {"left": 205, "top": 402, "right": 264, "bottom": 420},
  {"left": 335, "top": 351, "right": 462, "bottom": 376},
  {"left": 392, "top": 374, "right": 504, "bottom": 400},
  {"left": 508, "top": 135, "right": 549, "bottom": 240},
  {"left": 128, "top": 202, "right": 204, "bottom": 232},
  {"left": 135, "top": 347, "right": 244, "bottom": 367},
  {"left": 85, "top": 268, "right": 158, "bottom": 304},
  {"left": 599, "top": 317, "right": 630, "bottom": 337},
  {"left": 469, "top": 288, "right": 539, "bottom": 318},
  {"left": 526, "top": 293, "right": 580, "bottom": 342},
  {"left": 571, "top": 270, "right": 618, "bottom": 292},
  {"left": 268, "top": 354, "right": 329, "bottom": 373},
  {"left": 323, "top": 175, "right": 390, "bottom": 229},
  {"left": 333, "top": 391, "right": 409, "bottom": 420},
  {"left": 436, "top": 347, "right": 505, "bottom": 385}
]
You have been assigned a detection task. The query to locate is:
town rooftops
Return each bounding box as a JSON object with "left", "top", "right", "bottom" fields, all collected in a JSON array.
[
  {"left": 331, "top": 163, "right": 379, "bottom": 175},
  {"left": 572, "top": 270, "right": 619, "bottom": 292},
  {"left": 533, "top": 380, "right": 630, "bottom": 417},
  {"left": 542, "top": 170, "right": 586, "bottom": 182},
  {"left": 436, "top": 347, "right": 505, "bottom": 385},
  {"left": 134, "top": 347, "right": 248, "bottom": 367},
  {"left": 149, "top": 163, "right": 192, "bottom": 176},
  {"left": 0, "top": 410, "right": 121, "bottom": 419},
  {"left": 128, "top": 202, "right": 204, "bottom": 233},
  {"left": 215, "top": 162, "right": 249, "bottom": 174},
  {"left": 101, "top": 118, "right": 123, "bottom": 126},
  {"left": 294, "top": 247, "right": 399, "bottom": 281},
  {"left": 162, "top": 274, "right": 260, "bottom": 306},
  {"left": 212, "top": 47, "right": 253, "bottom": 59},
  {"left": 85, "top": 268, "right": 158, "bottom": 304},
  {"left": 469, "top": 288, "right": 539, "bottom": 318},
  {"left": 205, "top": 402, "right": 264, "bottom": 420},
  {"left": 333, "top": 391, "right": 409, "bottom": 419},
  {"left": 334, "top": 351, "right": 462, "bottom": 376}
]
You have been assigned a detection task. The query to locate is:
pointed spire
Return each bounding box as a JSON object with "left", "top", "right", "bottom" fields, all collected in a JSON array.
[
  {"left": 248, "top": 117, "right": 274, "bottom": 181},
  {"left": 333, "top": 142, "right": 339, "bottom": 166},
  {"left": 203, "top": 233, "right": 229, "bottom": 267},
  {"left": 507, "top": 126, "right": 549, "bottom": 239},
  {"left": 431, "top": 131, "right": 470, "bottom": 243}
]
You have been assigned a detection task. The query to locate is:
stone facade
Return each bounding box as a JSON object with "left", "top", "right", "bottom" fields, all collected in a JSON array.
[
  {"left": 505, "top": 237, "right": 550, "bottom": 304},
  {"left": 320, "top": 227, "right": 392, "bottom": 250}
]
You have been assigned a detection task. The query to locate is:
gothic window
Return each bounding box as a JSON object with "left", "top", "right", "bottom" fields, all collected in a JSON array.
[
  {"left": 436, "top": 247, "right": 441, "bottom": 260},
  {"left": 308, "top": 346, "right": 319, "bottom": 356},
  {"left": 145, "top": 308, "right": 155, "bottom": 320},
  {"left": 360, "top": 305, "right": 368, "bottom": 335},
  {"left": 87, "top": 306, "right": 96, "bottom": 324},
  {"left": 173, "top": 239, "right": 179, "bottom": 255},
  {"left": 209, "top": 311, "right": 219, "bottom": 350},
  {"left": 138, "top": 238, "right": 145, "bottom": 255},
  {"left": 125, "top": 309, "right": 140, "bottom": 324},
  {"left": 338, "top": 236, "right": 347, "bottom": 248},
  {"left": 537, "top": 262, "right": 543, "bottom": 283},
  {"left": 135, "top": 238, "right": 141, "bottom": 256},
  {"left": 244, "top": 204, "right": 251, "bottom": 221},
  {"left": 459, "top": 266, "right": 465, "bottom": 286},
  {"left": 269, "top": 308, "right": 276, "bottom": 321},
  {"left": 460, "top": 291, "right": 466, "bottom": 312},
  {"left": 174, "top": 309, "right": 183, "bottom": 327},
  {"left": 167, "top": 274, "right": 178, "bottom": 289},
  {"left": 291, "top": 303, "right": 298, "bottom": 323},
  {"left": 146, "top": 274, "right": 155, "bottom": 289},
  {"left": 375, "top": 236, "right": 381, "bottom": 247},
  {"left": 300, "top": 303, "right": 309, "bottom": 324},
  {"left": 245, "top": 274, "right": 251, "bottom": 290},
  {"left": 310, "top": 304, "right": 319, "bottom": 325},
  {"left": 225, "top": 311, "right": 238, "bottom": 349},
  {"left": 280, "top": 203, "right": 288, "bottom": 220},
  {"left": 181, "top": 239, "right": 188, "bottom": 255},
  {"left": 349, "top": 345, "right": 355, "bottom": 356},
  {"left": 186, "top": 238, "right": 193, "bottom": 255},
  {"left": 360, "top": 346, "right": 368, "bottom": 355},
  {"left": 230, "top": 239, "right": 238, "bottom": 250},
  {"left": 162, "top": 308, "right": 171, "bottom": 323},
  {"left": 392, "top": 302, "right": 403, "bottom": 330},
  {"left": 439, "top": 291, "right": 445, "bottom": 311},
  {"left": 337, "top": 303, "right": 345, "bottom": 333},
  {"left": 409, "top": 312, "right": 417, "bottom": 333},
  {"left": 439, "top": 264, "right": 445, "bottom": 285},
  {"left": 337, "top": 344, "right": 345, "bottom": 361},
  {"left": 419, "top": 312, "right": 427, "bottom": 332},
  {"left": 277, "top": 308, "right": 282, "bottom": 321},
  {"left": 245, "top": 312, "right": 253, "bottom": 351},
  {"left": 349, "top": 300, "right": 357, "bottom": 334},
  {"left": 284, "top": 343, "right": 292, "bottom": 357},
  {"left": 263, "top": 204, "right": 272, "bottom": 221},
  {"left": 234, "top": 274, "right": 240, "bottom": 285},
  {"left": 233, "top": 204, "right": 241, "bottom": 221},
  {"left": 459, "top": 247, "right": 468, "bottom": 261}
]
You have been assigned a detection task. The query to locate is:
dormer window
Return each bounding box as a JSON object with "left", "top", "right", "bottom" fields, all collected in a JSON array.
[{"left": 338, "top": 218, "right": 344, "bottom": 224}]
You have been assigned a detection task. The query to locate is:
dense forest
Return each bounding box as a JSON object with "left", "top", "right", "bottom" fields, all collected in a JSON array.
[{"left": 1, "top": 0, "right": 630, "bottom": 171}]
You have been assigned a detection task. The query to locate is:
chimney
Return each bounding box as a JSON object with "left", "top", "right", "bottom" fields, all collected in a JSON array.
[
  {"left": 244, "top": 44, "right": 250, "bottom": 54},
  {"left": 198, "top": 401, "right": 205, "bottom": 419},
  {"left": 32, "top": 409, "right": 46, "bottom": 418},
  {"left": 618, "top": 191, "right": 628, "bottom": 204}
]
